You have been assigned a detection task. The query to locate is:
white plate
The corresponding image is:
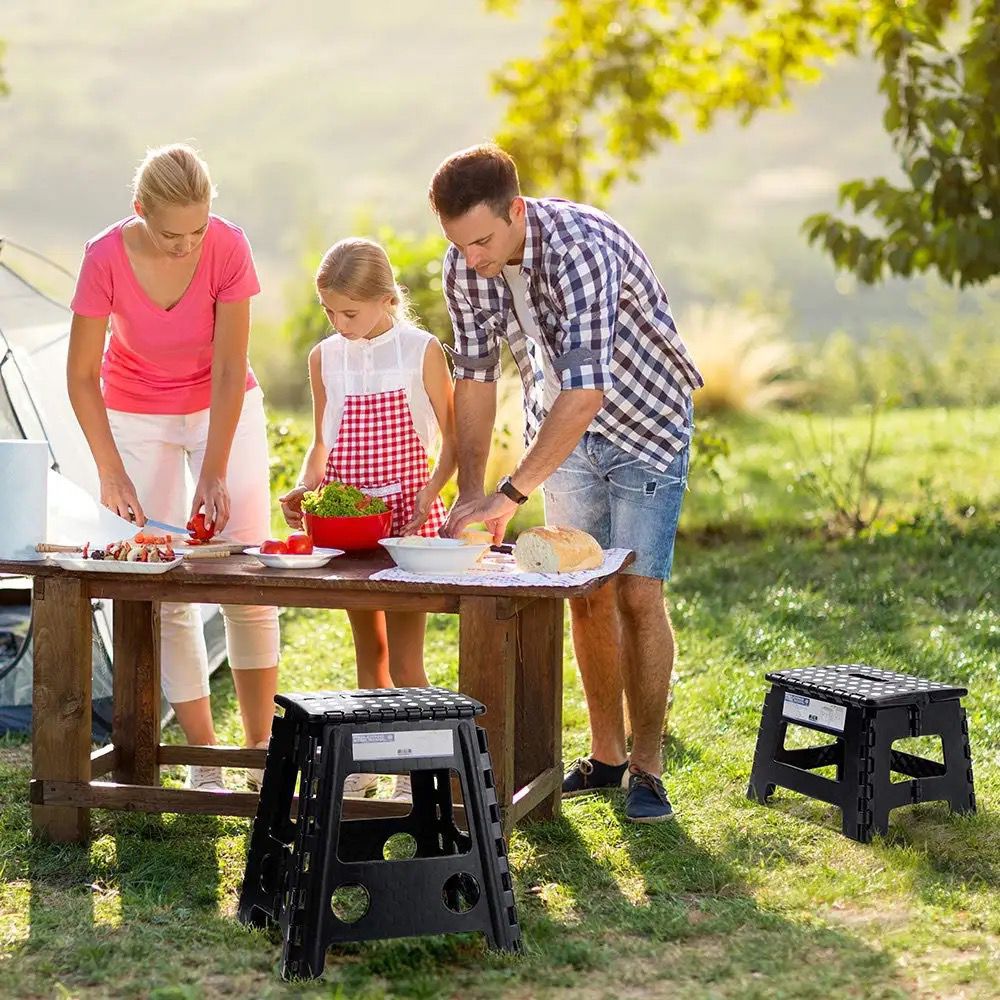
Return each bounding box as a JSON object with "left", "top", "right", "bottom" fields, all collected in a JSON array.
[
  {"left": 379, "top": 537, "right": 489, "bottom": 575},
  {"left": 49, "top": 554, "right": 184, "bottom": 574},
  {"left": 244, "top": 546, "right": 344, "bottom": 569}
]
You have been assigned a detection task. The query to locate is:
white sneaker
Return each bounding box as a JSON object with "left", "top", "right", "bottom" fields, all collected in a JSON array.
[
  {"left": 342, "top": 772, "right": 379, "bottom": 798},
  {"left": 186, "top": 765, "right": 225, "bottom": 792},
  {"left": 390, "top": 774, "right": 412, "bottom": 803},
  {"left": 247, "top": 740, "right": 269, "bottom": 793}
]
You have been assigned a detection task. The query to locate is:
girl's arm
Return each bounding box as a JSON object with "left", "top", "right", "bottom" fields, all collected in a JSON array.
[
  {"left": 67, "top": 312, "right": 147, "bottom": 524},
  {"left": 421, "top": 338, "right": 458, "bottom": 495},
  {"left": 400, "top": 339, "right": 456, "bottom": 535},
  {"left": 279, "top": 345, "right": 328, "bottom": 529},
  {"left": 194, "top": 297, "right": 251, "bottom": 533}
]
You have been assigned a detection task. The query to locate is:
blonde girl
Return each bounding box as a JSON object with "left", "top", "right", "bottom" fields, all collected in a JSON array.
[{"left": 280, "top": 238, "right": 457, "bottom": 798}]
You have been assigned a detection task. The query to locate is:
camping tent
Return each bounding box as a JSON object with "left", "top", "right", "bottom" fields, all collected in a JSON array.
[{"left": 0, "top": 243, "right": 225, "bottom": 736}]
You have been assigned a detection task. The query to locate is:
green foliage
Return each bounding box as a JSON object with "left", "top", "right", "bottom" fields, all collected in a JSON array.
[
  {"left": 490, "top": 0, "right": 1000, "bottom": 286},
  {"left": 690, "top": 420, "right": 731, "bottom": 487},
  {"left": 805, "top": 0, "right": 1000, "bottom": 286},
  {"left": 792, "top": 403, "right": 886, "bottom": 538},
  {"left": 801, "top": 300, "right": 1000, "bottom": 411},
  {"left": 0, "top": 39, "right": 8, "bottom": 97},
  {"left": 266, "top": 409, "right": 311, "bottom": 501},
  {"left": 284, "top": 226, "right": 451, "bottom": 361}
]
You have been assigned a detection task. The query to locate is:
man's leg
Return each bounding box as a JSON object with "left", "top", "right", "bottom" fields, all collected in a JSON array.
[
  {"left": 568, "top": 581, "right": 626, "bottom": 766},
  {"left": 616, "top": 576, "right": 675, "bottom": 775}
]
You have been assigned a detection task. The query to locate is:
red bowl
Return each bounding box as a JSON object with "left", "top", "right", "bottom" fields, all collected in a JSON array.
[{"left": 305, "top": 510, "right": 392, "bottom": 551}]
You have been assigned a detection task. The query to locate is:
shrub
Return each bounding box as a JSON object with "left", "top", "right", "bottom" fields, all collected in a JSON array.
[{"left": 683, "top": 303, "right": 803, "bottom": 415}]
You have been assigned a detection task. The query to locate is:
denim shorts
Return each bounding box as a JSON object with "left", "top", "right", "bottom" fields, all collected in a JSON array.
[{"left": 542, "top": 430, "right": 690, "bottom": 581}]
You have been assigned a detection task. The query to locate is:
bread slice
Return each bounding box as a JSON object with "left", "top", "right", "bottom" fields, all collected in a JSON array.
[{"left": 513, "top": 526, "right": 604, "bottom": 573}]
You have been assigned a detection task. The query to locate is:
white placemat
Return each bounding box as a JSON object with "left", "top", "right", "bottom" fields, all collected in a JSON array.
[{"left": 369, "top": 548, "right": 632, "bottom": 587}]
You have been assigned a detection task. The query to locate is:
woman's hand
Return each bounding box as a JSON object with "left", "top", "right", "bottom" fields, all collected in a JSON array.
[
  {"left": 100, "top": 469, "right": 146, "bottom": 526},
  {"left": 401, "top": 485, "right": 438, "bottom": 536},
  {"left": 191, "top": 472, "right": 231, "bottom": 535},
  {"left": 279, "top": 486, "right": 309, "bottom": 530}
]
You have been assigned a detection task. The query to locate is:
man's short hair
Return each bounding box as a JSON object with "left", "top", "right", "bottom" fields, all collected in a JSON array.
[{"left": 429, "top": 143, "right": 521, "bottom": 222}]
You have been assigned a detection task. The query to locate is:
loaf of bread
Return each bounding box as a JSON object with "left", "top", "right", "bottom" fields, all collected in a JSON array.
[
  {"left": 513, "top": 526, "right": 603, "bottom": 573},
  {"left": 460, "top": 528, "right": 494, "bottom": 546}
]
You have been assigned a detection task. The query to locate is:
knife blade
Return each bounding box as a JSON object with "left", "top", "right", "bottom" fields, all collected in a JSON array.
[{"left": 141, "top": 516, "right": 190, "bottom": 535}]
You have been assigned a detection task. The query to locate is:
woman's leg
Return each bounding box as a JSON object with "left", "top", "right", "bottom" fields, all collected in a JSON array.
[
  {"left": 347, "top": 609, "right": 392, "bottom": 689},
  {"left": 171, "top": 696, "right": 216, "bottom": 745},
  {"left": 187, "top": 388, "right": 279, "bottom": 747},
  {"left": 385, "top": 611, "right": 429, "bottom": 687},
  {"left": 107, "top": 409, "right": 215, "bottom": 747}
]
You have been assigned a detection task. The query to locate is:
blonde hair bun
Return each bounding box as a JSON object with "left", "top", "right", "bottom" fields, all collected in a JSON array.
[{"left": 132, "top": 143, "right": 215, "bottom": 212}]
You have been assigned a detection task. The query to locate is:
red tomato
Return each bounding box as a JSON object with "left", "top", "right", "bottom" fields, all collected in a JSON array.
[
  {"left": 186, "top": 512, "right": 215, "bottom": 542},
  {"left": 260, "top": 539, "right": 289, "bottom": 555},
  {"left": 286, "top": 533, "right": 314, "bottom": 555}
]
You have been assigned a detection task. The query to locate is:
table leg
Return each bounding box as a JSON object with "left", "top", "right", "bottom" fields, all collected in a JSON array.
[
  {"left": 514, "top": 598, "right": 565, "bottom": 823},
  {"left": 31, "top": 577, "right": 92, "bottom": 842},
  {"left": 458, "top": 596, "right": 516, "bottom": 827},
  {"left": 112, "top": 600, "right": 161, "bottom": 786}
]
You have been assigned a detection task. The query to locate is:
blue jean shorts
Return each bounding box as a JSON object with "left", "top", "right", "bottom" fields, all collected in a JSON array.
[{"left": 542, "top": 430, "right": 690, "bottom": 581}]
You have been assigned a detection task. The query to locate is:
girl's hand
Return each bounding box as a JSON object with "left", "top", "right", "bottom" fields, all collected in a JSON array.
[
  {"left": 191, "top": 473, "right": 231, "bottom": 535},
  {"left": 100, "top": 469, "right": 146, "bottom": 526},
  {"left": 279, "top": 486, "right": 309, "bottom": 530},
  {"left": 401, "top": 486, "right": 437, "bottom": 536}
]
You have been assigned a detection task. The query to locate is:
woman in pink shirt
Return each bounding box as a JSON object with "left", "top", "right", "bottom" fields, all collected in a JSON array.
[{"left": 68, "top": 144, "right": 278, "bottom": 791}]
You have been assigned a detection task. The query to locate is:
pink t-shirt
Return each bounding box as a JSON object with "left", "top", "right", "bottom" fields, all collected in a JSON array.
[{"left": 71, "top": 214, "right": 261, "bottom": 414}]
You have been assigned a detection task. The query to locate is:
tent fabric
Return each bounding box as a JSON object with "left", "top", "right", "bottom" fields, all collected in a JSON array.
[{"left": 0, "top": 250, "right": 227, "bottom": 737}]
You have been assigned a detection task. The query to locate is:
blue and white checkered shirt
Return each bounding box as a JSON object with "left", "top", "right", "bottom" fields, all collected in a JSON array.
[{"left": 443, "top": 197, "right": 703, "bottom": 473}]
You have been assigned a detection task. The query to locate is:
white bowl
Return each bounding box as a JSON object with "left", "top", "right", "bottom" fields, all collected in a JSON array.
[
  {"left": 244, "top": 546, "right": 344, "bottom": 569},
  {"left": 379, "top": 537, "right": 489, "bottom": 575}
]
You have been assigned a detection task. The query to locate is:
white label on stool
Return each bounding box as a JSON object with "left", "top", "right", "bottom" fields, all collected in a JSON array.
[
  {"left": 351, "top": 729, "right": 455, "bottom": 761},
  {"left": 782, "top": 693, "right": 847, "bottom": 732}
]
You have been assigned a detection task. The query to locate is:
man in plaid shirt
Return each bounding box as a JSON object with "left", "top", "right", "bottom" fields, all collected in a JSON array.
[{"left": 430, "top": 144, "right": 703, "bottom": 823}]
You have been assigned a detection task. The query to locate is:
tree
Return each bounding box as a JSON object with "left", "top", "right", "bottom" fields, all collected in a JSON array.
[
  {"left": 488, "top": 0, "right": 1000, "bottom": 287},
  {"left": 1, "top": 39, "right": 8, "bottom": 97}
]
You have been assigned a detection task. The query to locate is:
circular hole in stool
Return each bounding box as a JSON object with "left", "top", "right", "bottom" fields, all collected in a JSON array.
[
  {"left": 331, "top": 884, "right": 370, "bottom": 923},
  {"left": 442, "top": 872, "right": 480, "bottom": 914},
  {"left": 258, "top": 851, "right": 279, "bottom": 893},
  {"left": 383, "top": 832, "right": 417, "bottom": 861}
]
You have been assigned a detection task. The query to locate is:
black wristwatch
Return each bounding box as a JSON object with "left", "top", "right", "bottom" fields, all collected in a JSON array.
[{"left": 496, "top": 475, "right": 529, "bottom": 506}]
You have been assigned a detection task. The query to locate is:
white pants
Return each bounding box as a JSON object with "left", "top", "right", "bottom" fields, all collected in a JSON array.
[{"left": 108, "top": 387, "right": 280, "bottom": 703}]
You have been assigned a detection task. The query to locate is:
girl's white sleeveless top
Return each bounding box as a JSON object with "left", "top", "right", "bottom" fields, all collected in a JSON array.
[{"left": 318, "top": 322, "right": 441, "bottom": 454}]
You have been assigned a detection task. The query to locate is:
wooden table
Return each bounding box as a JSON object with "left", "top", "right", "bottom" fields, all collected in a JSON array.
[{"left": 0, "top": 551, "right": 631, "bottom": 843}]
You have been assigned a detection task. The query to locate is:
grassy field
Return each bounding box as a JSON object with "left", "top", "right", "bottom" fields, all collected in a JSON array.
[{"left": 1, "top": 406, "right": 998, "bottom": 998}]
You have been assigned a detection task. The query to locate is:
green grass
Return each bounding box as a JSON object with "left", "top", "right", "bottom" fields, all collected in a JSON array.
[{"left": 2, "top": 406, "right": 999, "bottom": 997}]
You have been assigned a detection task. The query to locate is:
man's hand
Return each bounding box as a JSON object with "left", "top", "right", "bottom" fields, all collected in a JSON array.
[{"left": 443, "top": 490, "right": 518, "bottom": 544}]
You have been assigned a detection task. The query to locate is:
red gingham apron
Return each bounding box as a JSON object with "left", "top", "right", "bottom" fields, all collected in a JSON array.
[{"left": 323, "top": 333, "right": 446, "bottom": 537}]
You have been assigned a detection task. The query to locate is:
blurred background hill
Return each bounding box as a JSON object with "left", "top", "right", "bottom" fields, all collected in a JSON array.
[{"left": 2, "top": 0, "right": 988, "bottom": 344}]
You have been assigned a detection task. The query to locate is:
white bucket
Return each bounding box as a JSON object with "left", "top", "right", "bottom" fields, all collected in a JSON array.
[{"left": 0, "top": 439, "right": 49, "bottom": 561}]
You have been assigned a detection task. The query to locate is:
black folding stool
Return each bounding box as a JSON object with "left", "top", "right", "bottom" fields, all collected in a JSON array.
[
  {"left": 238, "top": 687, "right": 521, "bottom": 979},
  {"left": 747, "top": 664, "right": 976, "bottom": 842}
]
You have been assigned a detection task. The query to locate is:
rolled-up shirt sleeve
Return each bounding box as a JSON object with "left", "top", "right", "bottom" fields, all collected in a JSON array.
[
  {"left": 442, "top": 251, "right": 501, "bottom": 383},
  {"left": 550, "top": 244, "right": 618, "bottom": 392}
]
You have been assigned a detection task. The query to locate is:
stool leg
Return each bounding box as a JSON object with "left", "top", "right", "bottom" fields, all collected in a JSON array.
[
  {"left": 940, "top": 704, "right": 977, "bottom": 816},
  {"left": 747, "top": 687, "right": 783, "bottom": 803},
  {"left": 839, "top": 709, "right": 876, "bottom": 843}
]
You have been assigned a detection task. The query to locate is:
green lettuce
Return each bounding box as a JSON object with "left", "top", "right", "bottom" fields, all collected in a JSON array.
[{"left": 302, "top": 482, "right": 389, "bottom": 518}]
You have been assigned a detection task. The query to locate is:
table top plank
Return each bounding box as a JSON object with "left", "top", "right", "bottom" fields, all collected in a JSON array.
[{"left": 0, "top": 550, "right": 633, "bottom": 600}]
